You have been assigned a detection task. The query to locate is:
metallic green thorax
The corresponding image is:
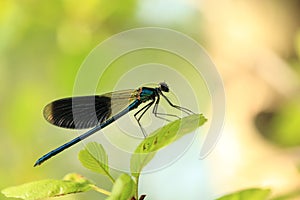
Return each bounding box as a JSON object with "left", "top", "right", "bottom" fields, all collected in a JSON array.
[{"left": 138, "top": 87, "right": 156, "bottom": 102}]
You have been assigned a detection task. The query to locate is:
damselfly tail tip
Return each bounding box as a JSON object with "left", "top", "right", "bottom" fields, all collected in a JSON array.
[{"left": 33, "top": 159, "right": 42, "bottom": 167}]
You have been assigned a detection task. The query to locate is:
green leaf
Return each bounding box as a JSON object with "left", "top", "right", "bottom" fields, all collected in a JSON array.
[
  {"left": 130, "top": 114, "right": 207, "bottom": 177},
  {"left": 1, "top": 173, "right": 93, "bottom": 200},
  {"left": 78, "top": 142, "right": 114, "bottom": 182},
  {"left": 106, "top": 174, "right": 135, "bottom": 200},
  {"left": 270, "top": 189, "right": 300, "bottom": 200},
  {"left": 217, "top": 188, "right": 271, "bottom": 200}
]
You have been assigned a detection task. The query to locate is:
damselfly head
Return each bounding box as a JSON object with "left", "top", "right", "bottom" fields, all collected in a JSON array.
[{"left": 159, "top": 82, "right": 169, "bottom": 92}]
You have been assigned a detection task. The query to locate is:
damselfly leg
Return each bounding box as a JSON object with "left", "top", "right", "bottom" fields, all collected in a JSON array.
[
  {"left": 133, "top": 91, "right": 195, "bottom": 137},
  {"left": 134, "top": 100, "right": 155, "bottom": 137}
]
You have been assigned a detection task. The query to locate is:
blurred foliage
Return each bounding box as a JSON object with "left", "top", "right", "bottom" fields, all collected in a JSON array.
[
  {"left": 256, "top": 98, "right": 300, "bottom": 147},
  {"left": 217, "top": 187, "right": 300, "bottom": 200},
  {"left": 216, "top": 188, "right": 271, "bottom": 200},
  {"left": 255, "top": 28, "right": 300, "bottom": 148},
  {"left": 269, "top": 99, "right": 300, "bottom": 147}
]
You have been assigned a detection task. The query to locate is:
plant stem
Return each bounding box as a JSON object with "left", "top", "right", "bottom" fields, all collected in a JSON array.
[
  {"left": 135, "top": 175, "right": 140, "bottom": 199},
  {"left": 90, "top": 184, "right": 111, "bottom": 196}
]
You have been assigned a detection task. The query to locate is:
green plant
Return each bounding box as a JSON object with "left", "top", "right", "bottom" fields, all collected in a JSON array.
[{"left": 2, "top": 114, "right": 207, "bottom": 200}]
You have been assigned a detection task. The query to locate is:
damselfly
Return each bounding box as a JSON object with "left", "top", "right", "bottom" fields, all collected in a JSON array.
[{"left": 34, "top": 82, "right": 194, "bottom": 166}]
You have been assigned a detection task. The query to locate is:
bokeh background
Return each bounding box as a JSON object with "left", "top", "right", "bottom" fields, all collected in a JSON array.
[{"left": 1, "top": 0, "right": 300, "bottom": 199}]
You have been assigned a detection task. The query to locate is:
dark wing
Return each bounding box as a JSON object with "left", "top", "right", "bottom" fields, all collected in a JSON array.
[{"left": 43, "top": 90, "right": 136, "bottom": 129}]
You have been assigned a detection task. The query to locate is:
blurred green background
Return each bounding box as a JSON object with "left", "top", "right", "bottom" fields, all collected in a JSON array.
[{"left": 1, "top": 0, "right": 300, "bottom": 199}]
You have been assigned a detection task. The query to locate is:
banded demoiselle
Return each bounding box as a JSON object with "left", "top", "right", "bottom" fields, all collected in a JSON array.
[{"left": 34, "top": 82, "right": 194, "bottom": 166}]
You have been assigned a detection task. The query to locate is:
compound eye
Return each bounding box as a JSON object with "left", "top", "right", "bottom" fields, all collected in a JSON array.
[{"left": 159, "top": 82, "right": 169, "bottom": 92}]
